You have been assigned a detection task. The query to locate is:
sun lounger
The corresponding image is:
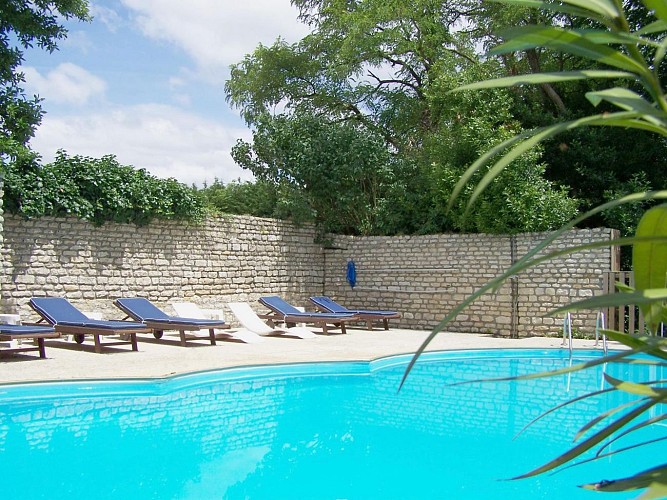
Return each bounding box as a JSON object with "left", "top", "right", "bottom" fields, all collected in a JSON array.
[
  {"left": 258, "top": 296, "right": 356, "bottom": 335},
  {"left": 0, "top": 324, "right": 59, "bottom": 358},
  {"left": 171, "top": 301, "right": 264, "bottom": 344},
  {"left": 228, "top": 302, "right": 316, "bottom": 339},
  {"left": 29, "top": 297, "right": 150, "bottom": 354},
  {"left": 309, "top": 296, "right": 401, "bottom": 330},
  {"left": 114, "top": 297, "right": 229, "bottom": 346}
]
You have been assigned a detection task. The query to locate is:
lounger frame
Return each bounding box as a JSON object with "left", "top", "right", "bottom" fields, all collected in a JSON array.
[
  {"left": 29, "top": 298, "right": 150, "bottom": 354},
  {"left": 0, "top": 328, "right": 60, "bottom": 358},
  {"left": 309, "top": 296, "right": 401, "bottom": 330},
  {"left": 114, "top": 298, "right": 230, "bottom": 347},
  {"left": 258, "top": 296, "right": 356, "bottom": 335},
  {"left": 46, "top": 323, "right": 143, "bottom": 353}
]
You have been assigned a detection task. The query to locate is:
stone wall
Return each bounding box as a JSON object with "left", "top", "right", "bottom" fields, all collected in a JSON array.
[
  {"left": 323, "top": 228, "right": 617, "bottom": 336},
  {"left": 0, "top": 214, "right": 616, "bottom": 336},
  {"left": 1, "top": 215, "right": 323, "bottom": 323}
]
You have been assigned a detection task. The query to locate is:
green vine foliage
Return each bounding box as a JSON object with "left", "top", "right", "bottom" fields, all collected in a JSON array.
[{"left": 3, "top": 151, "right": 205, "bottom": 226}]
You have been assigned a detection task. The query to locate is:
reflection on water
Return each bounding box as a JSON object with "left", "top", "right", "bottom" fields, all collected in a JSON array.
[{"left": 0, "top": 351, "right": 663, "bottom": 499}]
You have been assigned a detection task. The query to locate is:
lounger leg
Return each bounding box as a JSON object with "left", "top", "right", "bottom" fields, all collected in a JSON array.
[
  {"left": 208, "top": 328, "right": 216, "bottom": 346},
  {"left": 179, "top": 330, "right": 187, "bottom": 347},
  {"left": 366, "top": 320, "right": 373, "bottom": 330},
  {"left": 37, "top": 338, "right": 46, "bottom": 358},
  {"left": 383, "top": 319, "right": 389, "bottom": 330},
  {"left": 322, "top": 324, "right": 328, "bottom": 335},
  {"left": 341, "top": 323, "right": 347, "bottom": 334},
  {"left": 130, "top": 333, "right": 138, "bottom": 351},
  {"left": 94, "top": 334, "right": 102, "bottom": 354}
]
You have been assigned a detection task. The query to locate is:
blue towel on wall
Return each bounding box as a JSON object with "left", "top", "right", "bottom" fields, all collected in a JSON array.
[{"left": 346, "top": 260, "right": 356, "bottom": 289}]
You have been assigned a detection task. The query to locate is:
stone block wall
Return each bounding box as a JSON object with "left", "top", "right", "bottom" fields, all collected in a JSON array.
[
  {"left": 514, "top": 230, "right": 617, "bottom": 336},
  {"left": 323, "top": 228, "right": 617, "bottom": 336},
  {"left": 0, "top": 214, "right": 616, "bottom": 336},
  {"left": 323, "top": 233, "right": 513, "bottom": 332},
  {"left": 1, "top": 215, "right": 323, "bottom": 323}
]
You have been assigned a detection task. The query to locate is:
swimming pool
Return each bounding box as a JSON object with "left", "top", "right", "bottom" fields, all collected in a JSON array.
[{"left": 0, "top": 349, "right": 663, "bottom": 499}]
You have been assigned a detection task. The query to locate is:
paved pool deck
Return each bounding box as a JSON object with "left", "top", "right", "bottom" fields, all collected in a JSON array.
[{"left": 0, "top": 327, "right": 617, "bottom": 384}]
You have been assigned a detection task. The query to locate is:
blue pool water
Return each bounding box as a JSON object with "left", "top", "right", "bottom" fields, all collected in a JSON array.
[{"left": 0, "top": 349, "right": 664, "bottom": 499}]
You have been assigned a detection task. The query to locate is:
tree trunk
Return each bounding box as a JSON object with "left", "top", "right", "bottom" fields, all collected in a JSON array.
[{"left": 526, "top": 49, "right": 567, "bottom": 115}]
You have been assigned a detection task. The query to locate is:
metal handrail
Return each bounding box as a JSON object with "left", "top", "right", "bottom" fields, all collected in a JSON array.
[
  {"left": 595, "top": 311, "right": 608, "bottom": 355},
  {"left": 562, "top": 312, "right": 573, "bottom": 357}
]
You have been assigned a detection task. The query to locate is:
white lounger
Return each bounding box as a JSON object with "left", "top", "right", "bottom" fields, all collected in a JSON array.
[
  {"left": 227, "top": 302, "right": 317, "bottom": 339},
  {"left": 171, "top": 301, "right": 263, "bottom": 344}
]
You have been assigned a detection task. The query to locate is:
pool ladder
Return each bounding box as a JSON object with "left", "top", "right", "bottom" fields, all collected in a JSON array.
[
  {"left": 595, "top": 311, "right": 608, "bottom": 356},
  {"left": 562, "top": 312, "right": 573, "bottom": 357},
  {"left": 561, "top": 312, "right": 608, "bottom": 356}
]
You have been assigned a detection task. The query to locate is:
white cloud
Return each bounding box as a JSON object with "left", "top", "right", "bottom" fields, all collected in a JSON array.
[
  {"left": 22, "top": 63, "right": 107, "bottom": 106},
  {"left": 120, "top": 0, "right": 310, "bottom": 83},
  {"left": 32, "top": 104, "right": 253, "bottom": 186},
  {"left": 90, "top": 3, "right": 124, "bottom": 32}
]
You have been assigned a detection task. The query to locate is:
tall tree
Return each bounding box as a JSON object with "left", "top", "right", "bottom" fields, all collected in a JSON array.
[
  {"left": 226, "top": 0, "right": 481, "bottom": 151},
  {"left": 226, "top": 0, "right": 580, "bottom": 235},
  {"left": 0, "top": 0, "right": 90, "bottom": 168}
]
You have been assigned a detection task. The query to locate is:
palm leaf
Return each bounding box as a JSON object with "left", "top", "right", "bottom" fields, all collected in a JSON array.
[
  {"left": 633, "top": 204, "right": 667, "bottom": 331},
  {"left": 558, "top": 0, "right": 621, "bottom": 18},
  {"left": 643, "top": 0, "right": 667, "bottom": 23},
  {"left": 585, "top": 88, "right": 667, "bottom": 123},
  {"left": 655, "top": 37, "right": 667, "bottom": 69},
  {"left": 602, "top": 330, "right": 667, "bottom": 360},
  {"left": 449, "top": 349, "right": 639, "bottom": 386},
  {"left": 595, "top": 414, "right": 667, "bottom": 456},
  {"left": 512, "top": 397, "right": 664, "bottom": 479},
  {"left": 576, "top": 29, "right": 659, "bottom": 47},
  {"left": 636, "top": 20, "right": 667, "bottom": 36},
  {"left": 486, "top": 0, "right": 621, "bottom": 22},
  {"left": 550, "top": 289, "right": 667, "bottom": 317},
  {"left": 513, "top": 386, "right": 616, "bottom": 439},
  {"left": 573, "top": 398, "right": 644, "bottom": 441},
  {"left": 558, "top": 437, "right": 667, "bottom": 472},
  {"left": 580, "top": 463, "right": 667, "bottom": 499},
  {"left": 492, "top": 0, "right": 622, "bottom": 19},
  {"left": 459, "top": 116, "right": 666, "bottom": 212},
  {"left": 586, "top": 87, "right": 667, "bottom": 120},
  {"left": 453, "top": 70, "right": 636, "bottom": 91},
  {"left": 604, "top": 373, "right": 667, "bottom": 398},
  {"left": 490, "top": 26, "right": 647, "bottom": 73}
]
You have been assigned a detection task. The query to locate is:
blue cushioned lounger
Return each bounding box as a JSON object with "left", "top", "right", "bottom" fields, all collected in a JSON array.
[
  {"left": 29, "top": 297, "right": 150, "bottom": 353},
  {"left": 308, "top": 296, "right": 401, "bottom": 330},
  {"left": 0, "top": 324, "right": 59, "bottom": 358},
  {"left": 114, "top": 297, "right": 229, "bottom": 346},
  {"left": 258, "top": 296, "right": 356, "bottom": 335}
]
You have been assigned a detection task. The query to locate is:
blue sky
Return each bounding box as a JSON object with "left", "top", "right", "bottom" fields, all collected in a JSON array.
[{"left": 21, "top": 0, "right": 310, "bottom": 186}]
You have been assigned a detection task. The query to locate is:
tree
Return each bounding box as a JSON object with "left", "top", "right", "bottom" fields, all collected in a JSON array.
[
  {"left": 226, "top": 0, "right": 481, "bottom": 151},
  {"left": 423, "top": 60, "right": 579, "bottom": 233},
  {"left": 408, "top": 0, "right": 667, "bottom": 496},
  {"left": 470, "top": 0, "right": 667, "bottom": 235},
  {"left": 226, "top": 0, "right": 582, "bottom": 235},
  {"left": 231, "top": 112, "right": 394, "bottom": 235},
  {"left": 197, "top": 178, "right": 280, "bottom": 218},
  {"left": 0, "top": 0, "right": 90, "bottom": 167}
]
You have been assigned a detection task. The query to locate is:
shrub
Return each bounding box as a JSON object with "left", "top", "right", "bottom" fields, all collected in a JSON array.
[{"left": 3, "top": 151, "right": 205, "bottom": 225}]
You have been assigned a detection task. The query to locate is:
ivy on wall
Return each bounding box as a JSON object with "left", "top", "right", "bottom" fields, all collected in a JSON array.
[{"left": 3, "top": 151, "right": 205, "bottom": 226}]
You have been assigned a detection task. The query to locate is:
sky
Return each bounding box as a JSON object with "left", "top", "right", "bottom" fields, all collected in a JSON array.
[{"left": 21, "top": 0, "right": 311, "bottom": 186}]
